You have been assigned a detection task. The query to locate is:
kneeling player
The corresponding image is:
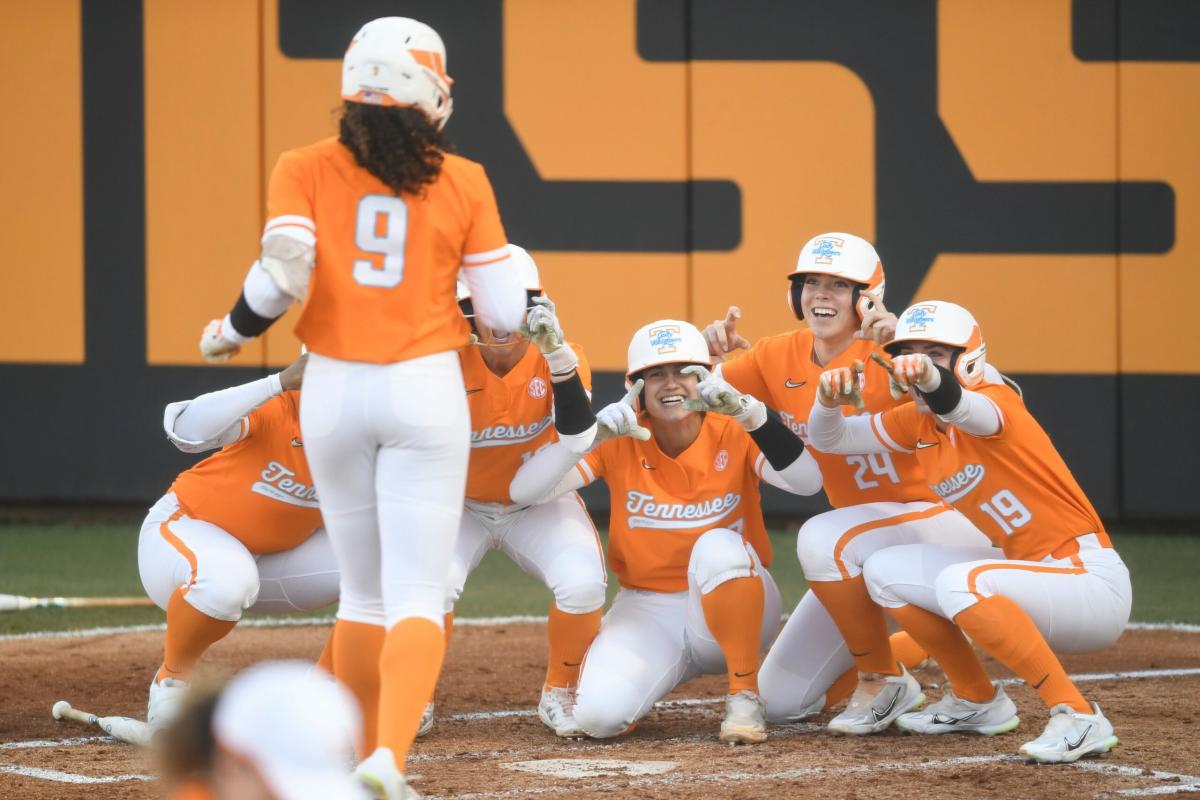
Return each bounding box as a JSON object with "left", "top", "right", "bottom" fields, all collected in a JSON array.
[
  {"left": 809, "top": 301, "right": 1131, "bottom": 763},
  {"left": 139, "top": 355, "right": 339, "bottom": 729},
  {"left": 510, "top": 321, "right": 822, "bottom": 744}
]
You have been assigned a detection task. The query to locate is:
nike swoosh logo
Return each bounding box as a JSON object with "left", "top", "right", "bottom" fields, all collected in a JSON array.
[
  {"left": 1065, "top": 724, "right": 1093, "bottom": 751},
  {"left": 784, "top": 379, "right": 807, "bottom": 389},
  {"left": 916, "top": 440, "right": 938, "bottom": 449},
  {"left": 734, "top": 670, "right": 757, "bottom": 678},
  {"left": 849, "top": 650, "right": 870, "bottom": 658},
  {"left": 563, "top": 661, "right": 581, "bottom": 668},
  {"left": 870, "top": 687, "right": 902, "bottom": 723},
  {"left": 932, "top": 711, "right": 978, "bottom": 725},
  {"left": 291, "top": 437, "right": 303, "bottom": 448},
  {"left": 1032, "top": 674, "right": 1049, "bottom": 690},
  {"left": 465, "top": 388, "right": 483, "bottom": 395},
  {"left": 641, "top": 458, "right": 656, "bottom": 470}
]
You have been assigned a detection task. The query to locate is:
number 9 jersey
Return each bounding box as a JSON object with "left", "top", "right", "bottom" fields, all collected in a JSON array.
[{"left": 264, "top": 137, "right": 510, "bottom": 364}]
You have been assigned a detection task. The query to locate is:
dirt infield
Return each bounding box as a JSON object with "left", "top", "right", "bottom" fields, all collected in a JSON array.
[{"left": 1, "top": 622, "right": 1198, "bottom": 799}]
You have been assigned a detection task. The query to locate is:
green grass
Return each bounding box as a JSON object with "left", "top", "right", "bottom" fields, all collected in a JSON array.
[{"left": 1, "top": 522, "right": 1197, "bottom": 635}]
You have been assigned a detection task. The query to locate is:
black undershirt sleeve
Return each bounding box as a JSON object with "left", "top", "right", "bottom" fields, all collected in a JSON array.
[
  {"left": 916, "top": 365, "right": 962, "bottom": 416},
  {"left": 229, "top": 292, "right": 281, "bottom": 339},
  {"left": 748, "top": 409, "right": 805, "bottom": 471},
  {"left": 551, "top": 373, "right": 596, "bottom": 436}
]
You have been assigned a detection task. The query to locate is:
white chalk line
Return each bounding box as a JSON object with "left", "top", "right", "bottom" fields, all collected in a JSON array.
[
  {"left": 0, "top": 764, "right": 154, "bottom": 784},
  {"left": 2, "top": 616, "right": 1196, "bottom": 643},
  {"left": 1072, "top": 760, "right": 1200, "bottom": 797},
  {"left": 0, "top": 736, "right": 107, "bottom": 751}
]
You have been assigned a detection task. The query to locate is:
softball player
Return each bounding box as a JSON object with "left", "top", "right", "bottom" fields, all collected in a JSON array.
[
  {"left": 422, "top": 246, "right": 606, "bottom": 738},
  {"left": 510, "top": 320, "right": 823, "bottom": 744},
  {"left": 809, "top": 300, "right": 1131, "bottom": 763},
  {"left": 140, "top": 354, "right": 339, "bottom": 730},
  {"left": 198, "top": 17, "right": 525, "bottom": 799},
  {"left": 705, "top": 233, "right": 990, "bottom": 731}
]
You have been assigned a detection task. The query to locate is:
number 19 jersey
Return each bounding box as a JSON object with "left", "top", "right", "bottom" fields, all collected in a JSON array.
[{"left": 264, "top": 137, "right": 510, "bottom": 364}]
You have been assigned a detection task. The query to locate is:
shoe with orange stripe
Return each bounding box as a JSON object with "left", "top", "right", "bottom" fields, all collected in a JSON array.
[
  {"left": 827, "top": 664, "right": 924, "bottom": 735},
  {"left": 1019, "top": 703, "right": 1117, "bottom": 764}
]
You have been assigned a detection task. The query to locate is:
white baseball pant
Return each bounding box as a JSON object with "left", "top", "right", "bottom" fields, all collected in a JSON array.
[
  {"left": 862, "top": 533, "right": 1132, "bottom": 652},
  {"left": 138, "top": 492, "right": 339, "bottom": 621},
  {"left": 572, "top": 529, "right": 781, "bottom": 738},
  {"left": 446, "top": 493, "right": 606, "bottom": 615},
  {"left": 300, "top": 351, "right": 469, "bottom": 630}
]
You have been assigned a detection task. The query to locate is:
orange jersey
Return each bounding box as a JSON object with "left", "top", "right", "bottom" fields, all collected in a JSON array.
[
  {"left": 264, "top": 138, "right": 509, "bottom": 364},
  {"left": 721, "top": 328, "right": 937, "bottom": 508},
  {"left": 873, "top": 383, "right": 1109, "bottom": 561},
  {"left": 463, "top": 342, "right": 592, "bottom": 505},
  {"left": 169, "top": 392, "right": 322, "bottom": 555},
  {"left": 577, "top": 413, "right": 771, "bottom": 593}
]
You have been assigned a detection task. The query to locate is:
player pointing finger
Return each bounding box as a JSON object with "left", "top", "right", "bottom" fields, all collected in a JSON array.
[{"left": 702, "top": 306, "right": 751, "bottom": 360}]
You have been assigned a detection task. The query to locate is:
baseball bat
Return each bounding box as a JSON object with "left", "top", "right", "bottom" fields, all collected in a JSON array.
[
  {"left": 51, "top": 700, "right": 157, "bottom": 748},
  {"left": 0, "top": 593, "right": 157, "bottom": 612}
]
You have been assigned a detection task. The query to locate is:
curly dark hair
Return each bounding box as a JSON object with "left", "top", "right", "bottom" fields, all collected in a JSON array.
[{"left": 338, "top": 102, "right": 450, "bottom": 196}]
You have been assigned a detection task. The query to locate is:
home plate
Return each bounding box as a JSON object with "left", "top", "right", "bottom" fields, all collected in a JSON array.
[{"left": 501, "top": 758, "right": 678, "bottom": 779}]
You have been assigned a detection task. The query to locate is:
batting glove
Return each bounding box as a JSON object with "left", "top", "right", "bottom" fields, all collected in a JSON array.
[
  {"left": 594, "top": 379, "right": 651, "bottom": 442},
  {"left": 868, "top": 352, "right": 911, "bottom": 400},
  {"left": 199, "top": 318, "right": 247, "bottom": 363},
  {"left": 679, "top": 365, "right": 768, "bottom": 430},
  {"left": 817, "top": 360, "right": 866, "bottom": 409},
  {"left": 890, "top": 353, "right": 940, "bottom": 392},
  {"left": 521, "top": 296, "right": 578, "bottom": 376}
]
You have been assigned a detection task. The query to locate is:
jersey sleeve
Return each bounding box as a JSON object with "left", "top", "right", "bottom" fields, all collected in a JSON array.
[
  {"left": 262, "top": 150, "right": 316, "bottom": 247},
  {"left": 971, "top": 384, "right": 1017, "bottom": 439},
  {"left": 718, "top": 343, "right": 773, "bottom": 405},
  {"left": 460, "top": 163, "right": 510, "bottom": 267},
  {"left": 575, "top": 440, "right": 611, "bottom": 484},
  {"left": 874, "top": 404, "right": 922, "bottom": 452},
  {"left": 243, "top": 394, "right": 289, "bottom": 442}
]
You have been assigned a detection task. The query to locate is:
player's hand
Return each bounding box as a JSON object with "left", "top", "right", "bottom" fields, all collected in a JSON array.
[
  {"left": 868, "top": 352, "right": 910, "bottom": 400},
  {"left": 854, "top": 291, "right": 897, "bottom": 345},
  {"left": 522, "top": 296, "right": 579, "bottom": 378},
  {"left": 817, "top": 360, "right": 866, "bottom": 409},
  {"left": 890, "top": 353, "right": 939, "bottom": 392},
  {"left": 279, "top": 353, "right": 308, "bottom": 391},
  {"left": 199, "top": 319, "right": 242, "bottom": 363},
  {"left": 594, "top": 379, "right": 651, "bottom": 442},
  {"left": 702, "top": 306, "right": 751, "bottom": 361},
  {"left": 680, "top": 365, "right": 768, "bottom": 430}
]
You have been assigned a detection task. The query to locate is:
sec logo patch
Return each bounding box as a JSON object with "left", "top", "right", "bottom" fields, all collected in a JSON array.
[
  {"left": 714, "top": 450, "right": 729, "bottom": 471},
  {"left": 528, "top": 377, "right": 548, "bottom": 399}
]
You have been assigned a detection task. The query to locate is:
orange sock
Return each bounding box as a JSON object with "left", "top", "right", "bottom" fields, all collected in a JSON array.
[
  {"left": 808, "top": 578, "right": 897, "bottom": 675},
  {"left": 443, "top": 611, "right": 455, "bottom": 649},
  {"left": 315, "top": 626, "right": 335, "bottom": 673},
  {"left": 544, "top": 605, "right": 602, "bottom": 689},
  {"left": 333, "top": 619, "right": 386, "bottom": 757},
  {"left": 888, "top": 604, "right": 994, "bottom": 703},
  {"left": 700, "top": 576, "right": 764, "bottom": 694},
  {"left": 821, "top": 631, "right": 926, "bottom": 709},
  {"left": 956, "top": 596, "right": 1089, "bottom": 712},
  {"left": 156, "top": 589, "right": 237, "bottom": 683},
  {"left": 822, "top": 666, "right": 859, "bottom": 710},
  {"left": 377, "top": 617, "right": 446, "bottom": 767}
]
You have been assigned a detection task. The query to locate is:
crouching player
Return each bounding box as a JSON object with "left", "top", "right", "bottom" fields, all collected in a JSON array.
[
  {"left": 809, "top": 301, "right": 1131, "bottom": 762},
  {"left": 510, "top": 321, "right": 823, "bottom": 744},
  {"left": 139, "top": 354, "right": 339, "bottom": 729},
  {"left": 426, "top": 246, "right": 606, "bottom": 738}
]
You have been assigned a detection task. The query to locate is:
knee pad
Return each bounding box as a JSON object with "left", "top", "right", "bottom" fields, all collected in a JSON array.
[
  {"left": 553, "top": 580, "right": 606, "bottom": 615},
  {"left": 189, "top": 559, "right": 260, "bottom": 622},
  {"left": 688, "top": 529, "right": 753, "bottom": 595},
  {"left": 795, "top": 516, "right": 843, "bottom": 581}
]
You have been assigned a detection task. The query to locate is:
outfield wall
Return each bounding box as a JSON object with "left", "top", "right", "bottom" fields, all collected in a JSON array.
[{"left": 1, "top": 0, "right": 1198, "bottom": 517}]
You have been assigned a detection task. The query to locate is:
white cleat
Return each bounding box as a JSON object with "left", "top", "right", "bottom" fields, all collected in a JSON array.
[
  {"left": 827, "top": 664, "right": 925, "bottom": 735},
  {"left": 719, "top": 690, "right": 768, "bottom": 745},
  {"left": 896, "top": 684, "right": 1019, "bottom": 736},
  {"left": 1019, "top": 702, "right": 1118, "bottom": 764},
  {"left": 146, "top": 676, "right": 190, "bottom": 731},
  {"left": 355, "top": 747, "right": 420, "bottom": 800},
  {"left": 538, "top": 685, "right": 586, "bottom": 739},
  {"left": 417, "top": 701, "right": 435, "bottom": 738}
]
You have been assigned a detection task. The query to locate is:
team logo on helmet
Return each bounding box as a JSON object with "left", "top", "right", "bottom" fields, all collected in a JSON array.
[
  {"left": 903, "top": 304, "right": 938, "bottom": 332},
  {"left": 648, "top": 325, "right": 683, "bottom": 355},
  {"left": 812, "top": 237, "right": 845, "bottom": 265},
  {"left": 527, "top": 377, "right": 548, "bottom": 399}
]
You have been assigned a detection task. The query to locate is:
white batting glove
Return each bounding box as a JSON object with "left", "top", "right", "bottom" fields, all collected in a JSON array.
[
  {"left": 594, "top": 379, "right": 651, "bottom": 442},
  {"left": 679, "top": 365, "right": 768, "bottom": 430},
  {"left": 817, "top": 360, "right": 866, "bottom": 409},
  {"left": 521, "top": 296, "right": 578, "bottom": 376},
  {"left": 199, "top": 318, "right": 245, "bottom": 363},
  {"left": 868, "top": 352, "right": 910, "bottom": 400},
  {"left": 890, "top": 354, "right": 940, "bottom": 392}
]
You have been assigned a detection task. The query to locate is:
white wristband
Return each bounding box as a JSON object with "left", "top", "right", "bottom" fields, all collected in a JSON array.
[{"left": 544, "top": 344, "right": 579, "bottom": 376}]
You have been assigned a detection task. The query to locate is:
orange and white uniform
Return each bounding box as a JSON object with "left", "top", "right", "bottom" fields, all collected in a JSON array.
[
  {"left": 808, "top": 378, "right": 1131, "bottom": 652},
  {"left": 721, "top": 330, "right": 990, "bottom": 721},
  {"left": 509, "top": 411, "right": 822, "bottom": 738},
  {"left": 139, "top": 375, "right": 338, "bottom": 623},
  {"left": 445, "top": 342, "right": 607, "bottom": 618}
]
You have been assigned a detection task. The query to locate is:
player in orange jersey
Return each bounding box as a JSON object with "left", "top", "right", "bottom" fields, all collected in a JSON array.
[
  {"left": 413, "top": 246, "right": 606, "bottom": 739},
  {"left": 809, "top": 300, "right": 1131, "bottom": 763},
  {"left": 139, "top": 354, "right": 339, "bottom": 731},
  {"left": 196, "top": 17, "right": 525, "bottom": 799},
  {"left": 510, "top": 320, "right": 823, "bottom": 744},
  {"left": 704, "top": 233, "right": 990, "bottom": 731}
]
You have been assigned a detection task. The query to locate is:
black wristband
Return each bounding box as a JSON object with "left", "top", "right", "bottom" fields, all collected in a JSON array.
[
  {"left": 552, "top": 373, "right": 595, "bottom": 436},
  {"left": 748, "top": 409, "right": 806, "bottom": 471},
  {"left": 230, "top": 292, "right": 280, "bottom": 338},
  {"left": 916, "top": 365, "right": 962, "bottom": 415}
]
